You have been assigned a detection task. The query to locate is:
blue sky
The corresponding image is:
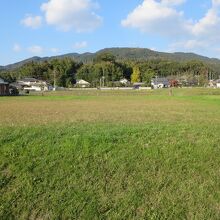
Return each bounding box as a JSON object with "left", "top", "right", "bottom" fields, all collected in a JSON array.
[{"left": 1, "top": 0, "right": 220, "bottom": 65}]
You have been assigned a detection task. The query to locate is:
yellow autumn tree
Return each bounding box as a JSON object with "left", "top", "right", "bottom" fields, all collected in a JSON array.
[{"left": 131, "top": 66, "right": 141, "bottom": 83}]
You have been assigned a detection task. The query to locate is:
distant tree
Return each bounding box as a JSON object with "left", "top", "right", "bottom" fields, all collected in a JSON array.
[
  {"left": 94, "top": 52, "right": 116, "bottom": 63},
  {"left": 0, "top": 71, "right": 16, "bottom": 83},
  {"left": 76, "top": 64, "right": 92, "bottom": 82},
  {"left": 131, "top": 66, "right": 141, "bottom": 83},
  {"left": 141, "top": 69, "right": 155, "bottom": 85},
  {"left": 49, "top": 58, "right": 81, "bottom": 87},
  {"left": 120, "top": 61, "right": 133, "bottom": 80}
]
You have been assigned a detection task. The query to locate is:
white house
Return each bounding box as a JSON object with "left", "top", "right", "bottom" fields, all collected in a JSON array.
[
  {"left": 120, "top": 78, "right": 130, "bottom": 85},
  {"left": 17, "top": 78, "right": 39, "bottom": 86},
  {"left": 76, "top": 79, "right": 90, "bottom": 88},
  {"left": 23, "top": 85, "right": 42, "bottom": 92},
  {"left": 217, "top": 79, "right": 220, "bottom": 88},
  {"left": 17, "top": 77, "right": 52, "bottom": 91},
  {"left": 208, "top": 80, "right": 216, "bottom": 88},
  {"left": 151, "top": 78, "right": 169, "bottom": 89}
]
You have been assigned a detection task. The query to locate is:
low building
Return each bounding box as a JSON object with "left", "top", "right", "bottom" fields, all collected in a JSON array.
[
  {"left": 76, "top": 79, "right": 90, "bottom": 88},
  {"left": 23, "top": 85, "right": 43, "bottom": 92},
  {"left": 17, "top": 77, "right": 39, "bottom": 86},
  {"left": 17, "top": 77, "right": 53, "bottom": 92},
  {"left": 169, "top": 79, "right": 182, "bottom": 88},
  {"left": 0, "top": 78, "right": 9, "bottom": 96},
  {"left": 217, "top": 79, "right": 220, "bottom": 88},
  {"left": 208, "top": 80, "right": 216, "bottom": 88},
  {"left": 120, "top": 78, "right": 130, "bottom": 86},
  {"left": 112, "top": 79, "right": 130, "bottom": 87},
  {"left": 10, "top": 82, "right": 24, "bottom": 90},
  {"left": 151, "top": 78, "right": 169, "bottom": 89},
  {"left": 133, "top": 82, "right": 145, "bottom": 89},
  {"left": 209, "top": 79, "right": 220, "bottom": 88}
]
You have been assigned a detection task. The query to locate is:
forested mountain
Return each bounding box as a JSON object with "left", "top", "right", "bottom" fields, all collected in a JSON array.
[
  {"left": 97, "top": 48, "right": 212, "bottom": 62},
  {"left": 0, "top": 47, "right": 219, "bottom": 88},
  {"left": 2, "top": 47, "right": 220, "bottom": 70}
]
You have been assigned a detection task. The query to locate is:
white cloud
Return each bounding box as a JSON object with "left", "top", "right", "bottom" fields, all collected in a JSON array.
[
  {"left": 41, "top": 0, "right": 102, "bottom": 32},
  {"left": 73, "top": 41, "right": 88, "bottom": 49},
  {"left": 169, "top": 39, "right": 209, "bottom": 51},
  {"left": 21, "top": 15, "right": 42, "bottom": 29},
  {"left": 192, "top": 8, "right": 220, "bottom": 41},
  {"left": 172, "top": 0, "right": 220, "bottom": 53},
  {"left": 13, "top": 44, "right": 22, "bottom": 52},
  {"left": 28, "top": 45, "right": 44, "bottom": 54},
  {"left": 122, "top": 0, "right": 220, "bottom": 56},
  {"left": 121, "top": 0, "right": 191, "bottom": 37},
  {"left": 212, "top": 0, "right": 220, "bottom": 6},
  {"left": 161, "top": 0, "right": 186, "bottom": 6}
]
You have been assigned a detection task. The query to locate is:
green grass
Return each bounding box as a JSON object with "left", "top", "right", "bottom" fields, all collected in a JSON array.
[{"left": 1, "top": 88, "right": 220, "bottom": 219}]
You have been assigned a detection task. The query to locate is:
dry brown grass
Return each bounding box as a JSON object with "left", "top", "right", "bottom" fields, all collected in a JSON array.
[{"left": 0, "top": 89, "right": 219, "bottom": 126}]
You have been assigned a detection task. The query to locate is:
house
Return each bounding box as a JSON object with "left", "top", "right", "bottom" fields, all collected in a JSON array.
[
  {"left": 17, "top": 77, "right": 53, "bottom": 92},
  {"left": 169, "top": 79, "right": 182, "bottom": 88},
  {"left": 208, "top": 80, "right": 216, "bottom": 88},
  {"left": 133, "top": 82, "right": 145, "bottom": 89},
  {"left": 151, "top": 78, "right": 169, "bottom": 89},
  {"left": 17, "top": 77, "right": 39, "bottom": 86},
  {"left": 120, "top": 78, "right": 130, "bottom": 86},
  {"left": 112, "top": 79, "right": 130, "bottom": 87},
  {"left": 76, "top": 79, "right": 90, "bottom": 88},
  {"left": 209, "top": 79, "right": 220, "bottom": 88},
  {"left": 217, "top": 79, "right": 220, "bottom": 88},
  {"left": 10, "top": 82, "right": 24, "bottom": 90},
  {"left": 0, "top": 78, "right": 9, "bottom": 96},
  {"left": 23, "top": 85, "right": 43, "bottom": 92}
]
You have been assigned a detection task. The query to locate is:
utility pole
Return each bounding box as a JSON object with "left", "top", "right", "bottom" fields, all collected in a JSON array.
[
  {"left": 102, "top": 76, "right": 105, "bottom": 87},
  {"left": 102, "top": 67, "right": 105, "bottom": 87}
]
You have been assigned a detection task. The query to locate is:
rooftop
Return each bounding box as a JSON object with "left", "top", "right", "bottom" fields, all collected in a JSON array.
[
  {"left": 18, "top": 77, "right": 38, "bottom": 82},
  {"left": 151, "top": 78, "right": 169, "bottom": 84}
]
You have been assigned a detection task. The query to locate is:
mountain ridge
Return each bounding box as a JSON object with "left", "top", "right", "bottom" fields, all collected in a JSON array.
[{"left": 2, "top": 47, "right": 220, "bottom": 70}]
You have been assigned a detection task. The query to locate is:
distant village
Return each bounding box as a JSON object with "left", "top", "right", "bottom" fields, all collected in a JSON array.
[{"left": 1, "top": 76, "right": 220, "bottom": 96}]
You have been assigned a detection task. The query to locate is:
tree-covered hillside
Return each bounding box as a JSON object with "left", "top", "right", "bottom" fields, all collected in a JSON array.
[{"left": 0, "top": 50, "right": 218, "bottom": 88}]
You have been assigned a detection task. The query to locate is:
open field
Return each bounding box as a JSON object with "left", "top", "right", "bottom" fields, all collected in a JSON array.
[{"left": 1, "top": 88, "right": 220, "bottom": 219}]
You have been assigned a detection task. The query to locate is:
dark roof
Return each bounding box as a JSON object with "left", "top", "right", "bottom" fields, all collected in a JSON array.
[
  {"left": 151, "top": 78, "right": 169, "bottom": 85},
  {"left": 133, "top": 82, "right": 145, "bottom": 86}
]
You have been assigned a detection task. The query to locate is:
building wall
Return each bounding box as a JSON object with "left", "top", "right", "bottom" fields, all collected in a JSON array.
[{"left": 0, "top": 84, "right": 9, "bottom": 95}]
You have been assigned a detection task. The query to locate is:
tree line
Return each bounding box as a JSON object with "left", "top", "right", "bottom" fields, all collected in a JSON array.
[{"left": 0, "top": 52, "right": 218, "bottom": 87}]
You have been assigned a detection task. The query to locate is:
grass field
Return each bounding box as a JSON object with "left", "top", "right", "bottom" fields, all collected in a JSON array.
[{"left": 1, "top": 88, "right": 220, "bottom": 219}]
